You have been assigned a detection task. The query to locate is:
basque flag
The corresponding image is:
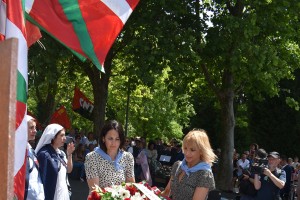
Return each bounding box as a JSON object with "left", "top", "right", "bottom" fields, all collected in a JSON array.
[{"left": 25, "top": 0, "right": 140, "bottom": 72}]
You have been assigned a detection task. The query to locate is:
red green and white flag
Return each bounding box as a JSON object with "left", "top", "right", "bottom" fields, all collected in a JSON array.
[
  {"left": 25, "top": 0, "right": 140, "bottom": 72},
  {"left": 0, "top": 0, "right": 28, "bottom": 199}
]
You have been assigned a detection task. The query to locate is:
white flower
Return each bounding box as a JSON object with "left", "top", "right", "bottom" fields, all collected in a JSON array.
[
  {"left": 131, "top": 192, "right": 144, "bottom": 200},
  {"left": 111, "top": 189, "right": 119, "bottom": 198},
  {"left": 118, "top": 188, "right": 130, "bottom": 199},
  {"left": 104, "top": 187, "right": 113, "bottom": 193}
]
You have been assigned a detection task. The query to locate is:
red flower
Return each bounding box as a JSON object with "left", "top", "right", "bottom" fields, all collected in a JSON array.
[
  {"left": 144, "top": 183, "right": 150, "bottom": 189},
  {"left": 126, "top": 184, "right": 138, "bottom": 196},
  {"left": 91, "top": 190, "right": 101, "bottom": 200}
]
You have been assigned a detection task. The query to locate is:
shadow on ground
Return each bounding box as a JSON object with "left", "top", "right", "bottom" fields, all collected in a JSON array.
[{"left": 69, "top": 178, "right": 89, "bottom": 200}]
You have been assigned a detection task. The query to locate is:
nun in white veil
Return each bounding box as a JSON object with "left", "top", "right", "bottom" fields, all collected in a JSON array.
[{"left": 35, "top": 124, "right": 75, "bottom": 200}]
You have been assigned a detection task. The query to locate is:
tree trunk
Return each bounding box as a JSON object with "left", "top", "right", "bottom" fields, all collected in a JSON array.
[
  {"left": 85, "top": 50, "right": 113, "bottom": 139},
  {"left": 215, "top": 70, "right": 235, "bottom": 191},
  {"left": 36, "top": 83, "right": 58, "bottom": 127}
]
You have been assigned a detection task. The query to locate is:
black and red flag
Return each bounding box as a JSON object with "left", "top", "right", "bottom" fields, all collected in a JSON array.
[{"left": 72, "top": 87, "right": 94, "bottom": 120}]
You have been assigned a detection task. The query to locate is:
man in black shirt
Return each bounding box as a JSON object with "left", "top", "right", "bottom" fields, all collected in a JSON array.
[{"left": 254, "top": 152, "right": 286, "bottom": 200}]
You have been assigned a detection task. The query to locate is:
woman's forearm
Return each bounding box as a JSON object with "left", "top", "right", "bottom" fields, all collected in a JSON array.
[{"left": 67, "top": 154, "right": 73, "bottom": 173}]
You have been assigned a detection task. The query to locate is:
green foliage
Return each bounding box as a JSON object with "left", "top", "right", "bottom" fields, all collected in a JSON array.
[
  {"left": 107, "top": 66, "right": 195, "bottom": 141},
  {"left": 28, "top": 33, "right": 93, "bottom": 130},
  {"left": 285, "top": 97, "right": 299, "bottom": 111},
  {"left": 26, "top": 0, "right": 300, "bottom": 167}
]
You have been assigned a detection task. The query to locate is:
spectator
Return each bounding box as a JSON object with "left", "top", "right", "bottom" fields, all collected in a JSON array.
[
  {"left": 133, "top": 138, "right": 152, "bottom": 185},
  {"left": 158, "top": 143, "right": 172, "bottom": 166},
  {"left": 67, "top": 128, "right": 76, "bottom": 139},
  {"left": 287, "top": 157, "right": 295, "bottom": 173},
  {"left": 296, "top": 164, "right": 300, "bottom": 199},
  {"left": 73, "top": 143, "right": 86, "bottom": 182},
  {"left": 155, "top": 138, "right": 164, "bottom": 160},
  {"left": 25, "top": 115, "right": 44, "bottom": 200},
  {"left": 232, "top": 152, "right": 240, "bottom": 187},
  {"left": 74, "top": 134, "right": 81, "bottom": 148},
  {"left": 35, "top": 124, "right": 75, "bottom": 200},
  {"left": 280, "top": 155, "right": 293, "bottom": 199},
  {"left": 170, "top": 142, "right": 184, "bottom": 165},
  {"left": 244, "top": 151, "right": 250, "bottom": 158},
  {"left": 292, "top": 156, "right": 299, "bottom": 168},
  {"left": 85, "top": 132, "right": 97, "bottom": 147},
  {"left": 249, "top": 143, "right": 259, "bottom": 158},
  {"left": 254, "top": 151, "right": 286, "bottom": 200},
  {"left": 84, "top": 143, "right": 95, "bottom": 156},
  {"left": 123, "top": 137, "right": 132, "bottom": 152},
  {"left": 239, "top": 169, "right": 257, "bottom": 200},
  {"left": 146, "top": 141, "right": 158, "bottom": 164},
  {"left": 237, "top": 153, "right": 250, "bottom": 176},
  {"left": 79, "top": 130, "right": 88, "bottom": 146}
]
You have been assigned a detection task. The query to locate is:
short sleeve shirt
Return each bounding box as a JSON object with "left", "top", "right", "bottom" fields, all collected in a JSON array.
[
  {"left": 170, "top": 161, "right": 215, "bottom": 200},
  {"left": 256, "top": 168, "right": 286, "bottom": 200},
  {"left": 85, "top": 151, "right": 134, "bottom": 188}
]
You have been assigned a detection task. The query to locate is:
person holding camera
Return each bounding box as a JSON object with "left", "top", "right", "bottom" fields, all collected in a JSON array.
[{"left": 253, "top": 152, "right": 286, "bottom": 200}]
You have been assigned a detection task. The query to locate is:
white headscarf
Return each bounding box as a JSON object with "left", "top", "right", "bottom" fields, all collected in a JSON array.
[
  {"left": 35, "top": 124, "right": 64, "bottom": 154},
  {"left": 26, "top": 115, "right": 35, "bottom": 122}
]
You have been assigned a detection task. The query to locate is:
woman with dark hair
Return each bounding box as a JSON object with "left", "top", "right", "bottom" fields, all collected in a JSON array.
[
  {"left": 146, "top": 141, "right": 158, "bottom": 163},
  {"left": 84, "top": 120, "right": 135, "bottom": 190},
  {"left": 35, "top": 124, "right": 75, "bottom": 200},
  {"left": 249, "top": 143, "right": 259, "bottom": 157}
]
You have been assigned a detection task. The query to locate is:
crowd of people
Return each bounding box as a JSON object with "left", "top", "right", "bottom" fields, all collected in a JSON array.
[
  {"left": 25, "top": 116, "right": 300, "bottom": 200},
  {"left": 232, "top": 144, "right": 300, "bottom": 200}
]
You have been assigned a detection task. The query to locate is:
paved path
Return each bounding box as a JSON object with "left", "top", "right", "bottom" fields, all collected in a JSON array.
[{"left": 69, "top": 178, "right": 89, "bottom": 200}]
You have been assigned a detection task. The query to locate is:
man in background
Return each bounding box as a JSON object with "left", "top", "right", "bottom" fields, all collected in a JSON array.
[{"left": 254, "top": 152, "right": 286, "bottom": 200}]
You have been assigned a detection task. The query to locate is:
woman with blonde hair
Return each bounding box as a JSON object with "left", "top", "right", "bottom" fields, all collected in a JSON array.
[{"left": 162, "top": 129, "right": 216, "bottom": 200}]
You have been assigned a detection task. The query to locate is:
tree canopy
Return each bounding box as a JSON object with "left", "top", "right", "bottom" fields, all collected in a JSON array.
[{"left": 27, "top": 0, "right": 300, "bottom": 190}]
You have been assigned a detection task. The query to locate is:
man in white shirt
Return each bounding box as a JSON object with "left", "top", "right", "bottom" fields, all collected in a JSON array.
[{"left": 236, "top": 153, "right": 250, "bottom": 176}]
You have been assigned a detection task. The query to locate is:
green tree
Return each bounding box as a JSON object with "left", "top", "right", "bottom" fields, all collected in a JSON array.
[
  {"left": 249, "top": 69, "right": 300, "bottom": 156},
  {"left": 128, "top": 0, "right": 300, "bottom": 190},
  {"left": 193, "top": 0, "right": 300, "bottom": 190},
  {"left": 28, "top": 34, "right": 72, "bottom": 126},
  {"left": 28, "top": 33, "right": 93, "bottom": 130},
  {"left": 107, "top": 66, "right": 195, "bottom": 141}
]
